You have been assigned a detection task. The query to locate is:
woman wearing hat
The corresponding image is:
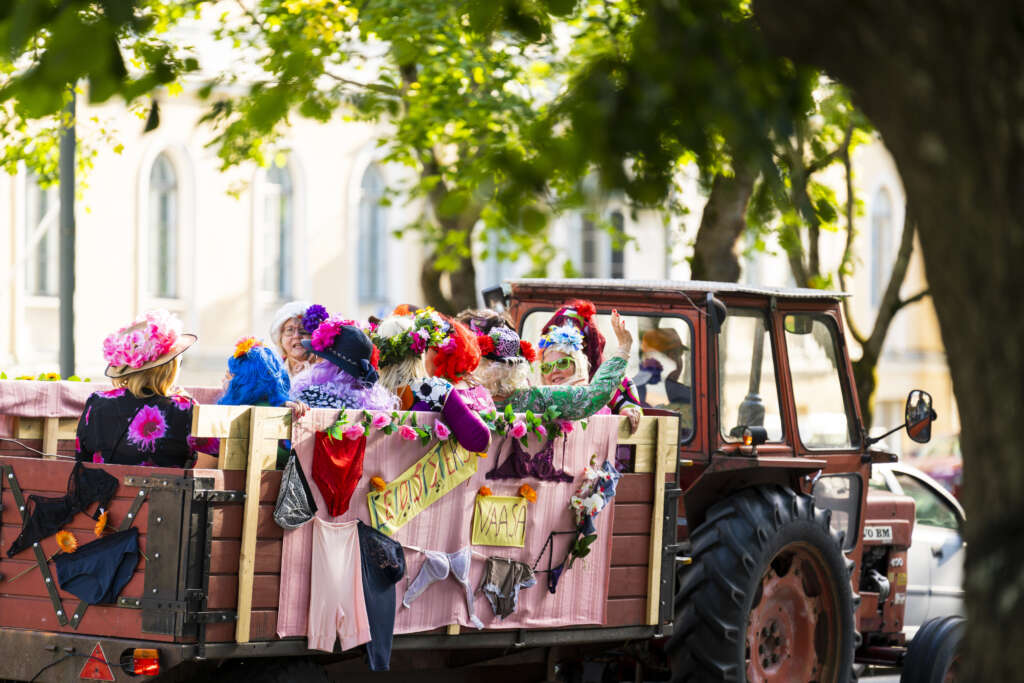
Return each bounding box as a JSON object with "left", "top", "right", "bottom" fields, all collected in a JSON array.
[
  {"left": 269, "top": 300, "right": 321, "bottom": 379},
  {"left": 539, "top": 300, "right": 643, "bottom": 432},
  {"left": 290, "top": 315, "right": 398, "bottom": 410},
  {"left": 75, "top": 310, "right": 218, "bottom": 468}
]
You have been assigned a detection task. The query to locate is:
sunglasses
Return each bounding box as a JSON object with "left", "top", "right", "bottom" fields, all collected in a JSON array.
[{"left": 540, "top": 357, "right": 575, "bottom": 375}]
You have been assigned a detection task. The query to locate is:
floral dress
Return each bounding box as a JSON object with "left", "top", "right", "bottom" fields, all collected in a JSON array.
[
  {"left": 75, "top": 388, "right": 217, "bottom": 468},
  {"left": 496, "top": 355, "right": 628, "bottom": 420}
]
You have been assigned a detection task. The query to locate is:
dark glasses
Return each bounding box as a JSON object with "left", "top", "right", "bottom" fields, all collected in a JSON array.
[{"left": 540, "top": 357, "right": 575, "bottom": 375}]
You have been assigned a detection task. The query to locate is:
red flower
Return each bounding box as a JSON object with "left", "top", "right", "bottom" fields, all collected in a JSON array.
[
  {"left": 370, "top": 345, "right": 380, "bottom": 370},
  {"left": 477, "top": 334, "right": 495, "bottom": 355},
  {"left": 519, "top": 340, "right": 537, "bottom": 362}
]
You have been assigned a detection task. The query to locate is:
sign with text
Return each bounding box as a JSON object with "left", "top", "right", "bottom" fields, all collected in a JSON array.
[
  {"left": 367, "top": 440, "right": 478, "bottom": 535},
  {"left": 472, "top": 495, "right": 528, "bottom": 547}
]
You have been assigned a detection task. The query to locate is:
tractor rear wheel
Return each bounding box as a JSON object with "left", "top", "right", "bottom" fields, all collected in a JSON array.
[
  {"left": 667, "top": 485, "right": 855, "bottom": 682},
  {"left": 900, "top": 615, "right": 964, "bottom": 683}
]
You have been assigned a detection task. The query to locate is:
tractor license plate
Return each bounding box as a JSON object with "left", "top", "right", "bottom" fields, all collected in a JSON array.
[{"left": 863, "top": 525, "right": 893, "bottom": 542}]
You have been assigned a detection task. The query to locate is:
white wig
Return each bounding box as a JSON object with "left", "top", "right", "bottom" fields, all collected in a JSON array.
[{"left": 268, "top": 300, "right": 311, "bottom": 356}]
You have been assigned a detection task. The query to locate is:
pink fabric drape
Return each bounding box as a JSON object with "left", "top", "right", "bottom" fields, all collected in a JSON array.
[{"left": 276, "top": 411, "right": 622, "bottom": 638}]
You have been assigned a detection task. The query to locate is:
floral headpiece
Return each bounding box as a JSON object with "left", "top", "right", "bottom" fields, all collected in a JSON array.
[
  {"left": 371, "top": 308, "right": 452, "bottom": 367},
  {"left": 476, "top": 327, "right": 537, "bottom": 363},
  {"left": 301, "top": 304, "right": 329, "bottom": 334},
  {"left": 102, "top": 309, "right": 183, "bottom": 370},
  {"left": 311, "top": 315, "right": 370, "bottom": 352},
  {"left": 538, "top": 324, "right": 584, "bottom": 354},
  {"left": 233, "top": 336, "right": 262, "bottom": 358}
]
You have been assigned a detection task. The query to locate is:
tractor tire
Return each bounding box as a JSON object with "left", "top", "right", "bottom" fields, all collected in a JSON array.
[
  {"left": 899, "top": 615, "right": 964, "bottom": 683},
  {"left": 667, "top": 485, "right": 856, "bottom": 682}
]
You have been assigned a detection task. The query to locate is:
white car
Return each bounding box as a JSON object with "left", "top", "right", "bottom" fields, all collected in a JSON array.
[{"left": 870, "top": 462, "right": 966, "bottom": 637}]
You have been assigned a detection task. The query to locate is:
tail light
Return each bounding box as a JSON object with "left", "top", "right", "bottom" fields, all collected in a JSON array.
[{"left": 123, "top": 648, "right": 160, "bottom": 676}]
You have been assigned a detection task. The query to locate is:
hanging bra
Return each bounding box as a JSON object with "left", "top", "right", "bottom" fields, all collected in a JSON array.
[
  {"left": 6, "top": 462, "right": 118, "bottom": 558},
  {"left": 402, "top": 546, "right": 483, "bottom": 629},
  {"left": 486, "top": 437, "right": 573, "bottom": 483}
]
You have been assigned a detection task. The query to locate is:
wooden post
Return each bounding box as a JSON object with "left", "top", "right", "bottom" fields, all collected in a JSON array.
[
  {"left": 235, "top": 406, "right": 266, "bottom": 643},
  {"left": 645, "top": 416, "right": 675, "bottom": 625},
  {"left": 42, "top": 417, "right": 59, "bottom": 459}
]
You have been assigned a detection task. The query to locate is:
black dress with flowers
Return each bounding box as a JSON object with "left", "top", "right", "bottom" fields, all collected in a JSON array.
[{"left": 75, "top": 388, "right": 217, "bottom": 468}]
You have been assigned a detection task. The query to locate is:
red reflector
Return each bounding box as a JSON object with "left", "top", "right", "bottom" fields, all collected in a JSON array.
[{"left": 132, "top": 649, "right": 160, "bottom": 676}]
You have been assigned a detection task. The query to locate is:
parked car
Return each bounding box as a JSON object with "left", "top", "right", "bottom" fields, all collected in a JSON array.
[{"left": 871, "top": 462, "right": 966, "bottom": 637}]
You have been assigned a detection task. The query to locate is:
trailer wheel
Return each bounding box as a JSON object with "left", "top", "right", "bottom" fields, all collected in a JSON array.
[
  {"left": 667, "top": 485, "right": 855, "bottom": 682},
  {"left": 900, "top": 615, "right": 964, "bottom": 683},
  {"left": 218, "top": 658, "right": 330, "bottom": 683}
]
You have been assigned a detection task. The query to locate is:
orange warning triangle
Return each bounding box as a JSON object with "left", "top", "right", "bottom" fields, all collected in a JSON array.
[{"left": 79, "top": 643, "right": 115, "bottom": 681}]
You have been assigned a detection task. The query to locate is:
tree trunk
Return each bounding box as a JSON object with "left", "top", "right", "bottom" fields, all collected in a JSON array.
[
  {"left": 690, "top": 164, "right": 756, "bottom": 282},
  {"left": 754, "top": 2, "right": 1024, "bottom": 676},
  {"left": 419, "top": 233, "right": 478, "bottom": 314}
]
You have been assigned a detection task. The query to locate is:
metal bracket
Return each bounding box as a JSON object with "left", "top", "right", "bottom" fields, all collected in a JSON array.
[
  {"left": 193, "top": 489, "right": 245, "bottom": 504},
  {"left": 116, "top": 597, "right": 234, "bottom": 623},
  {"left": 122, "top": 475, "right": 193, "bottom": 490},
  {"left": 660, "top": 483, "right": 684, "bottom": 625},
  {"left": 188, "top": 611, "right": 238, "bottom": 624}
]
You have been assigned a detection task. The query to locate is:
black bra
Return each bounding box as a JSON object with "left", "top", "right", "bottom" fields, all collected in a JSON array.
[{"left": 6, "top": 462, "right": 118, "bottom": 558}]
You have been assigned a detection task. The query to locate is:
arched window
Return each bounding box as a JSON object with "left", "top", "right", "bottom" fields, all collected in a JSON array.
[
  {"left": 358, "top": 164, "right": 388, "bottom": 302},
  {"left": 262, "top": 160, "right": 294, "bottom": 299},
  {"left": 24, "top": 173, "right": 59, "bottom": 296},
  {"left": 148, "top": 154, "right": 178, "bottom": 298},
  {"left": 870, "top": 187, "right": 893, "bottom": 307}
]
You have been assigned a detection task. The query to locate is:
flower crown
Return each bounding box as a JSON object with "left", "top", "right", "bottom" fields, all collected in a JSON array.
[
  {"left": 538, "top": 324, "right": 584, "bottom": 353},
  {"left": 102, "top": 309, "right": 182, "bottom": 370},
  {"left": 371, "top": 307, "right": 453, "bottom": 367},
  {"left": 476, "top": 328, "right": 537, "bottom": 363},
  {"left": 233, "top": 336, "right": 263, "bottom": 358}
]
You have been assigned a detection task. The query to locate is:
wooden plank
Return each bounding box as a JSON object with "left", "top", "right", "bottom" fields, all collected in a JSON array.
[
  {"left": 633, "top": 444, "right": 656, "bottom": 473},
  {"left": 13, "top": 417, "right": 79, "bottom": 440},
  {"left": 192, "top": 405, "right": 290, "bottom": 440},
  {"left": 207, "top": 573, "right": 280, "bottom": 610},
  {"left": 610, "top": 535, "right": 650, "bottom": 566},
  {"left": 616, "top": 474, "right": 653, "bottom": 504},
  {"left": 605, "top": 597, "right": 646, "bottom": 626},
  {"left": 218, "top": 437, "right": 279, "bottom": 471},
  {"left": 210, "top": 504, "right": 281, "bottom": 539},
  {"left": 0, "top": 566, "right": 146, "bottom": 602},
  {"left": 0, "top": 595, "right": 175, "bottom": 642},
  {"left": 235, "top": 406, "right": 277, "bottom": 643},
  {"left": 608, "top": 566, "right": 649, "bottom": 598},
  {"left": 207, "top": 470, "right": 283, "bottom": 502},
  {"left": 41, "top": 418, "right": 59, "bottom": 459},
  {"left": 612, "top": 503, "right": 653, "bottom": 535},
  {"left": 209, "top": 539, "right": 282, "bottom": 574},
  {"left": 206, "top": 610, "right": 278, "bottom": 642},
  {"left": 2, "top": 495, "right": 152, "bottom": 531},
  {"left": 645, "top": 417, "right": 673, "bottom": 625},
  {"left": 616, "top": 416, "right": 657, "bottom": 446}
]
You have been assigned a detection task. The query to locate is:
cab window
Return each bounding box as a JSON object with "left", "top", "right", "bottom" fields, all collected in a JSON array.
[
  {"left": 520, "top": 310, "right": 695, "bottom": 442},
  {"left": 783, "top": 314, "right": 855, "bottom": 449},
  {"left": 895, "top": 473, "right": 961, "bottom": 531},
  {"left": 718, "top": 309, "right": 783, "bottom": 442}
]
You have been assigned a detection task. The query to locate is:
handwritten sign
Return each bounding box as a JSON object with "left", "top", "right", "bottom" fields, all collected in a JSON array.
[
  {"left": 367, "top": 440, "right": 478, "bottom": 535},
  {"left": 472, "top": 495, "right": 528, "bottom": 547}
]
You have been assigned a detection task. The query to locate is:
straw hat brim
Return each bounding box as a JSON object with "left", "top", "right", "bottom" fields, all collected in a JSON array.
[{"left": 104, "top": 334, "right": 197, "bottom": 379}]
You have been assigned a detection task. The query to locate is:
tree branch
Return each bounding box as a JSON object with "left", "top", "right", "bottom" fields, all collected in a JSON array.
[
  {"left": 895, "top": 288, "right": 930, "bottom": 312},
  {"left": 836, "top": 122, "right": 866, "bottom": 345},
  {"left": 861, "top": 202, "right": 917, "bottom": 360},
  {"left": 321, "top": 70, "right": 400, "bottom": 96}
]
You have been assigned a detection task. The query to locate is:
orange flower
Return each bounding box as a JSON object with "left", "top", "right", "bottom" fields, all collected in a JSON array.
[
  {"left": 478, "top": 486, "right": 492, "bottom": 497},
  {"left": 518, "top": 484, "right": 537, "bottom": 503},
  {"left": 94, "top": 510, "right": 108, "bottom": 537},
  {"left": 233, "top": 336, "right": 261, "bottom": 358},
  {"left": 56, "top": 531, "right": 78, "bottom": 554},
  {"left": 370, "top": 476, "right": 387, "bottom": 492}
]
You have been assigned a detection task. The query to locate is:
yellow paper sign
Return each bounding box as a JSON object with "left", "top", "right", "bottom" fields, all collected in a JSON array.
[
  {"left": 472, "top": 495, "right": 528, "bottom": 547},
  {"left": 367, "top": 440, "right": 478, "bottom": 535}
]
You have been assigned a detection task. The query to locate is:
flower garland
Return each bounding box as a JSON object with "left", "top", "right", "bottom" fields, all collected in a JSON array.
[
  {"left": 371, "top": 307, "right": 453, "bottom": 367},
  {"left": 477, "top": 404, "right": 587, "bottom": 446},
  {"left": 326, "top": 409, "right": 452, "bottom": 447}
]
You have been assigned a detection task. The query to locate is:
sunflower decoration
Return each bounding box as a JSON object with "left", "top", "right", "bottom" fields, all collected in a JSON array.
[
  {"left": 370, "top": 476, "right": 387, "bottom": 492},
  {"left": 94, "top": 509, "right": 109, "bottom": 537},
  {"left": 518, "top": 484, "right": 537, "bottom": 504},
  {"left": 56, "top": 530, "right": 78, "bottom": 554}
]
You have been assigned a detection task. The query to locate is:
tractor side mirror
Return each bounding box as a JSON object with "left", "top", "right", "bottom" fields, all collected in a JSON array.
[
  {"left": 481, "top": 284, "right": 510, "bottom": 312},
  {"left": 905, "top": 389, "right": 936, "bottom": 444},
  {"left": 706, "top": 293, "right": 727, "bottom": 334}
]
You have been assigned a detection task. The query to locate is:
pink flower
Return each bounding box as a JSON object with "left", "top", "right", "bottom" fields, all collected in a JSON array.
[
  {"left": 311, "top": 318, "right": 344, "bottom": 351},
  {"left": 410, "top": 334, "right": 427, "bottom": 353},
  {"left": 399, "top": 425, "right": 418, "bottom": 441},
  {"left": 510, "top": 420, "right": 527, "bottom": 439},
  {"left": 371, "top": 413, "right": 391, "bottom": 430},
  {"left": 434, "top": 421, "right": 451, "bottom": 440},
  {"left": 97, "top": 387, "right": 126, "bottom": 399},
  {"left": 536, "top": 424, "right": 547, "bottom": 438},
  {"left": 169, "top": 395, "right": 192, "bottom": 411},
  {"left": 439, "top": 337, "right": 457, "bottom": 352},
  {"left": 92, "top": 452, "right": 104, "bottom": 464},
  {"left": 126, "top": 405, "right": 168, "bottom": 453},
  {"left": 343, "top": 424, "right": 366, "bottom": 440},
  {"left": 558, "top": 420, "right": 574, "bottom": 434}
]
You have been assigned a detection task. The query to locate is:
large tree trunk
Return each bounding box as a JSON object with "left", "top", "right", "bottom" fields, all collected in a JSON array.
[
  {"left": 690, "top": 165, "right": 756, "bottom": 282},
  {"left": 754, "top": 2, "right": 1024, "bottom": 676}
]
